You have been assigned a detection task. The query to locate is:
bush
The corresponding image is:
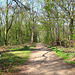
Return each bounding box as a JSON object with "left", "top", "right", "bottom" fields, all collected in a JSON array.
[
  {"left": 52, "top": 38, "right": 60, "bottom": 46},
  {"left": 61, "top": 39, "right": 74, "bottom": 47},
  {"left": 52, "top": 38, "right": 75, "bottom": 47}
]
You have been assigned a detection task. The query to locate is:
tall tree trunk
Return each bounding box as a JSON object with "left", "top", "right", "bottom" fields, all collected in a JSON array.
[
  {"left": 19, "top": 21, "right": 22, "bottom": 44},
  {"left": 46, "top": 30, "right": 49, "bottom": 43},
  {"left": 0, "top": 29, "right": 1, "bottom": 41},
  {"left": 74, "top": 14, "right": 75, "bottom": 26},
  {"left": 63, "top": 22, "right": 64, "bottom": 39},
  {"left": 69, "top": 18, "right": 73, "bottom": 40},
  {"left": 19, "top": 24, "right": 21, "bottom": 44},
  {"left": 5, "top": 0, "right": 8, "bottom": 46},
  {"left": 31, "top": 28, "right": 34, "bottom": 43}
]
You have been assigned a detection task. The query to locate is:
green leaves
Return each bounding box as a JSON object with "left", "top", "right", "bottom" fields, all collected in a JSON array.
[{"left": 50, "top": 46, "right": 75, "bottom": 64}]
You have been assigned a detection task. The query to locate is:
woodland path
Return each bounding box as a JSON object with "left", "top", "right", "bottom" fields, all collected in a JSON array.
[{"left": 14, "top": 43, "right": 75, "bottom": 75}]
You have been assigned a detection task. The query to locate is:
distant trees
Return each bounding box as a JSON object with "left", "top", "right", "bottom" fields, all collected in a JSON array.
[
  {"left": 38, "top": 0, "right": 75, "bottom": 46},
  {"left": 0, "top": 0, "right": 75, "bottom": 46},
  {"left": 30, "top": 1, "right": 38, "bottom": 43},
  {"left": 0, "top": 0, "right": 39, "bottom": 46},
  {"left": 4, "top": 0, "right": 30, "bottom": 46},
  {"left": 55, "top": 0, "right": 75, "bottom": 40}
]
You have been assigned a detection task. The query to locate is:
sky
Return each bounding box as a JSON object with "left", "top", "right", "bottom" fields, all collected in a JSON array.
[
  {"left": 0, "top": 0, "right": 6, "bottom": 7},
  {"left": 0, "top": 0, "right": 44, "bottom": 12},
  {"left": 0, "top": 0, "right": 44, "bottom": 7}
]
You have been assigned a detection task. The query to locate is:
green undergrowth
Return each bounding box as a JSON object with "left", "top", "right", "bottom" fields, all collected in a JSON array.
[
  {"left": 0, "top": 46, "right": 34, "bottom": 74},
  {"left": 49, "top": 46, "right": 75, "bottom": 64}
]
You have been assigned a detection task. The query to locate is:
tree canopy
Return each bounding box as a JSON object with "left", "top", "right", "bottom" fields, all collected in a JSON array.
[{"left": 0, "top": 0, "right": 75, "bottom": 47}]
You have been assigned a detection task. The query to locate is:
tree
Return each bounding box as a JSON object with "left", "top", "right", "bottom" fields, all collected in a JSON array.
[
  {"left": 54, "top": 0, "right": 75, "bottom": 40},
  {"left": 4, "top": 0, "right": 30, "bottom": 46}
]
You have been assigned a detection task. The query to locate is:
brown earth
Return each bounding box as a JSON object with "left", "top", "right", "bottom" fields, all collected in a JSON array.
[{"left": 13, "top": 43, "right": 75, "bottom": 75}]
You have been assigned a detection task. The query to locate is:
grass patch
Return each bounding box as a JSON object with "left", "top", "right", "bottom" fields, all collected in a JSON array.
[
  {"left": 49, "top": 46, "right": 75, "bottom": 64},
  {"left": 0, "top": 46, "right": 34, "bottom": 74}
]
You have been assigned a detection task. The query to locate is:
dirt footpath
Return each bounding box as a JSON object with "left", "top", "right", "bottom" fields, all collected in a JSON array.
[{"left": 14, "top": 43, "right": 75, "bottom": 75}]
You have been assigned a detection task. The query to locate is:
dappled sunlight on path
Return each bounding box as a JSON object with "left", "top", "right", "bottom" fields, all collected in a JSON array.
[{"left": 14, "top": 43, "right": 75, "bottom": 75}]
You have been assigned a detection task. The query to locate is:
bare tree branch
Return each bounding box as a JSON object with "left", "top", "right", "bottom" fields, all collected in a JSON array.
[{"left": 13, "top": 0, "right": 30, "bottom": 10}]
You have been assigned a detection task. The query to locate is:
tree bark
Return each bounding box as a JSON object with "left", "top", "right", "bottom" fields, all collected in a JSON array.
[
  {"left": 31, "top": 28, "right": 34, "bottom": 43},
  {"left": 5, "top": 0, "right": 8, "bottom": 46},
  {"left": 0, "top": 29, "right": 1, "bottom": 40},
  {"left": 69, "top": 18, "right": 73, "bottom": 40}
]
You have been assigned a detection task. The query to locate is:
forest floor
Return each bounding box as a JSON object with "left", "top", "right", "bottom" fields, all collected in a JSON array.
[{"left": 13, "top": 43, "right": 75, "bottom": 75}]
